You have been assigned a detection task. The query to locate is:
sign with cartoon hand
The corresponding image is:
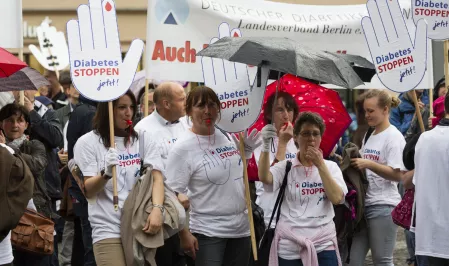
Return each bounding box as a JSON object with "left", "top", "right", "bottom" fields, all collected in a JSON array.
[
  {"left": 362, "top": 0, "right": 427, "bottom": 92},
  {"left": 67, "top": 0, "right": 144, "bottom": 102},
  {"left": 29, "top": 21, "right": 70, "bottom": 71},
  {"left": 201, "top": 23, "right": 268, "bottom": 133},
  {"left": 413, "top": 0, "right": 449, "bottom": 39}
]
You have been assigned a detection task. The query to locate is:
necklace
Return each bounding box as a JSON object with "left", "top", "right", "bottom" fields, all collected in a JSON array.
[
  {"left": 304, "top": 165, "right": 313, "bottom": 178},
  {"left": 191, "top": 127, "right": 216, "bottom": 152}
]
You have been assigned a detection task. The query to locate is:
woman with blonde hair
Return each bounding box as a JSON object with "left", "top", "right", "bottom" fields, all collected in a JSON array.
[{"left": 349, "top": 89, "right": 406, "bottom": 266}]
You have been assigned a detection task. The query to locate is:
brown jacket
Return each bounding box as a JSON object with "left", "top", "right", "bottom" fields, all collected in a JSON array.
[{"left": 0, "top": 145, "right": 34, "bottom": 242}]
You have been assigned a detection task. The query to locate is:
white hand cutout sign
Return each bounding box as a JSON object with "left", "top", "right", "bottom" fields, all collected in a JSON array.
[
  {"left": 201, "top": 23, "right": 268, "bottom": 133},
  {"left": 29, "top": 22, "right": 70, "bottom": 71},
  {"left": 362, "top": 0, "right": 427, "bottom": 93},
  {"left": 413, "top": 0, "right": 449, "bottom": 40},
  {"left": 67, "top": 0, "right": 144, "bottom": 102}
]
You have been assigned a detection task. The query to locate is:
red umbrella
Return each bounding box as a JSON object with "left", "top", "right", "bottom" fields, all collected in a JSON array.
[
  {"left": 0, "top": 48, "right": 48, "bottom": 92},
  {"left": 0, "top": 48, "right": 27, "bottom": 77},
  {"left": 249, "top": 74, "right": 351, "bottom": 158}
]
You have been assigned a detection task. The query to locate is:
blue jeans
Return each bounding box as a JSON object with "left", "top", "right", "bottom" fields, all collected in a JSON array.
[
  {"left": 278, "top": 250, "right": 339, "bottom": 266},
  {"left": 405, "top": 230, "right": 429, "bottom": 266}
]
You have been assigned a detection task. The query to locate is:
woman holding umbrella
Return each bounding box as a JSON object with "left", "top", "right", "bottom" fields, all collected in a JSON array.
[
  {"left": 259, "top": 112, "right": 347, "bottom": 265},
  {"left": 253, "top": 91, "right": 299, "bottom": 227},
  {"left": 349, "top": 89, "right": 405, "bottom": 266},
  {"left": 165, "top": 86, "right": 262, "bottom": 266},
  {"left": 73, "top": 91, "right": 165, "bottom": 266}
]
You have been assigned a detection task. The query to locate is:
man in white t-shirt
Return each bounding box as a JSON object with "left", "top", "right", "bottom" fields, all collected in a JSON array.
[
  {"left": 135, "top": 82, "right": 189, "bottom": 266},
  {"left": 413, "top": 94, "right": 449, "bottom": 264}
]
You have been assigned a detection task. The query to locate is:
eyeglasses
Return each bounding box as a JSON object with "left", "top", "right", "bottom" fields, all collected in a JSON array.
[{"left": 299, "top": 131, "right": 321, "bottom": 138}]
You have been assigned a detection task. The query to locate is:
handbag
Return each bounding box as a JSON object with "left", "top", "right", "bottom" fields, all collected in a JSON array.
[
  {"left": 391, "top": 188, "right": 415, "bottom": 230},
  {"left": 11, "top": 208, "right": 55, "bottom": 255},
  {"left": 257, "top": 161, "right": 292, "bottom": 266}
]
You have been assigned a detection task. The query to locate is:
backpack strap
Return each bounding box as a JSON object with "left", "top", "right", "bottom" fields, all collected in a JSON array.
[
  {"left": 267, "top": 161, "right": 293, "bottom": 229},
  {"left": 363, "top": 127, "right": 375, "bottom": 145}
]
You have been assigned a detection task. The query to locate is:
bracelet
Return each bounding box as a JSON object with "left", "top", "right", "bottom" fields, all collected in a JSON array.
[
  {"left": 100, "top": 170, "right": 112, "bottom": 180},
  {"left": 153, "top": 204, "right": 165, "bottom": 214}
]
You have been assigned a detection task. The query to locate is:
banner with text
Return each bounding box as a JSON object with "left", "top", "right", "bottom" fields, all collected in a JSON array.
[
  {"left": 413, "top": 0, "right": 449, "bottom": 40},
  {"left": 363, "top": 0, "right": 427, "bottom": 93},
  {"left": 67, "top": 0, "right": 144, "bottom": 102},
  {"left": 146, "top": 0, "right": 434, "bottom": 89}
]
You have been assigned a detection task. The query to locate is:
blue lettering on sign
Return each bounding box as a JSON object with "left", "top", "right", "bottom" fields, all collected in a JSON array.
[
  {"left": 231, "top": 108, "right": 250, "bottom": 123},
  {"left": 434, "top": 20, "right": 449, "bottom": 30}
]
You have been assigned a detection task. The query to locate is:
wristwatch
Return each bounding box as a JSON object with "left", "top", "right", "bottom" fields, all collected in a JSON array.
[
  {"left": 152, "top": 204, "right": 165, "bottom": 215},
  {"left": 100, "top": 170, "right": 112, "bottom": 181}
]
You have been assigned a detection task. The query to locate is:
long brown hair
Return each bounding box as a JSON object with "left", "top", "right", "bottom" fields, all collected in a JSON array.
[{"left": 93, "top": 90, "right": 138, "bottom": 148}]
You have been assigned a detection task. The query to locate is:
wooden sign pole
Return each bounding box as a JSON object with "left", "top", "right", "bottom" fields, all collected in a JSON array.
[
  {"left": 18, "top": 48, "right": 24, "bottom": 105},
  {"left": 144, "top": 79, "right": 149, "bottom": 117},
  {"left": 411, "top": 90, "right": 425, "bottom": 133},
  {"left": 238, "top": 133, "right": 258, "bottom": 261},
  {"left": 108, "top": 101, "right": 119, "bottom": 211}
]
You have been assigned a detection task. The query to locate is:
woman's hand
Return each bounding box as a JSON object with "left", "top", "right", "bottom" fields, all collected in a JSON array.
[
  {"left": 279, "top": 122, "right": 293, "bottom": 144},
  {"left": 143, "top": 207, "right": 163, "bottom": 235},
  {"left": 177, "top": 193, "right": 190, "bottom": 210},
  {"left": 305, "top": 146, "right": 324, "bottom": 168},
  {"left": 180, "top": 229, "right": 199, "bottom": 259},
  {"left": 261, "top": 124, "right": 277, "bottom": 152},
  {"left": 104, "top": 148, "right": 119, "bottom": 176},
  {"left": 231, "top": 128, "right": 262, "bottom": 159},
  {"left": 351, "top": 158, "right": 373, "bottom": 170}
]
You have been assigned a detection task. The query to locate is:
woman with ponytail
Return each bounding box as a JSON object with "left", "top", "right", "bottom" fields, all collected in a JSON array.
[
  {"left": 73, "top": 90, "right": 164, "bottom": 266},
  {"left": 348, "top": 89, "right": 406, "bottom": 266},
  {"left": 165, "top": 86, "right": 262, "bottom": 266}
]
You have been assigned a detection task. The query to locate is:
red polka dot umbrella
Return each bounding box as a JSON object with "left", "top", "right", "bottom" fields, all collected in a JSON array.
[{"left": 249, "top": 74, "right": 351, "bottom": 158}]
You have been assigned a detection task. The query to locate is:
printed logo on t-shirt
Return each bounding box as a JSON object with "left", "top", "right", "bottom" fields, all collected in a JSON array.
[
  {"left": 202, "top": 146, "right": 240, "bottom": 185},
  {"left": 363, "top": 148, "right": 380, "bottom": 162},
  {"left": 119, "top": 153, "right": 141, "bottom": 167},
  {"left": 287, "top": 179, "right": 329, "bottom": 219},
  {"left": 286, "top": 153, "right": 296, "bottom": 159}
]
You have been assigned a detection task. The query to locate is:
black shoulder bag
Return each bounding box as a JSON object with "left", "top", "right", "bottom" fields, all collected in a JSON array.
[{"left": 257, "top": 161, "right": 293, "bottom": 266}]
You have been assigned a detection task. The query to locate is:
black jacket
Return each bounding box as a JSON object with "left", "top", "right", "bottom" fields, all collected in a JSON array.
[
  {"left": 29, "top": 106, "right": 64, "bottom": 200},
  {"left": 67, "top": 96, "right": 97, "bottom": 160}
]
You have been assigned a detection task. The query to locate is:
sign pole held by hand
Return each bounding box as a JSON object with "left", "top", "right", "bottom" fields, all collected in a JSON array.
[
  {"left": 108, "top": 101, "right": 119, "bottom": 211},
  {"left": 238, "top": 133, "right": 258, "bottom": 261},
  {"left": 67, "top": 0, "right": 144, "bottom": 211}
]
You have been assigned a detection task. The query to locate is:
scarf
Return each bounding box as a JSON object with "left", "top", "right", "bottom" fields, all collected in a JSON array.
[
  {"left": 438, "top": 118, "right": 449, "bottom": 126},
  {"left": 6, "top": 134, "right": 28, "bottom": 150}
]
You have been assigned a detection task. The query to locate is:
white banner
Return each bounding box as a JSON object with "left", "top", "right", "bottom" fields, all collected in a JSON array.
[
  {"left": 0, "top": 0, "right": 23, "bottom": 48},
  {"left": 146, "top": 0, "right": 434, "bottom": 89}
]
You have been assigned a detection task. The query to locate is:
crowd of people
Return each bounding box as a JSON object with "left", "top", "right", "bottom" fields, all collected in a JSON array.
[{"left": 0, "top": 68, "right": 448, "bottom": 266}]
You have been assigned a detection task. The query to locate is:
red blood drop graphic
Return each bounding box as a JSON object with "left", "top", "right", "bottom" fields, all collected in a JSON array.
[
  {"left": 105, "top": 2, "right": 112, "bottom": 11},
  {"left": 296, "top": 184, "right": 299, "bottom": 188},
  {"left": 211, "top": 151, "right": 215, "bottom": 154},
  {"left": 233, "top": 32, "right": 239, "bottom": 37}
]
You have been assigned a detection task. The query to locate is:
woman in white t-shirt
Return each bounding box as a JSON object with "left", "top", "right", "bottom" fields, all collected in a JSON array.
[
  {"left": 259, "top": 112, "right": 348, "bottom": 266},
  {"left": 165, "top": 86, "right": 261, "bottom": 266},
  {"left": 74, "top": 91, "right": 164, "bottom": 266},
  {"left": 254, "top": 91, "right": 299, "bottom": 227},
  {"left": 349, "top": 89, "right": 406, "bottom": 266}
]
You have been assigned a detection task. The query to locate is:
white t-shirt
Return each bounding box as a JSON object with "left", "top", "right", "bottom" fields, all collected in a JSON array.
[
  {"left": 74, "top": 130, "right": 163, "bottom": 244},
  {"left": 361, "top": 125, "right": 405, "bottom": 207},
  {"left": 254, "top": 137, "right": 297, "bottom": 227},
  {"left": 165, "top": 129, "right": 249, "bottom": 238},
  {"left": 267, "top": 158, "right": 347, "bottom": 260},
  {"left": 135, "top": 110, "right": 188, "bottom": 169},
  {"left": 413, "top": 125, "right": 449, "bottom": 259}
]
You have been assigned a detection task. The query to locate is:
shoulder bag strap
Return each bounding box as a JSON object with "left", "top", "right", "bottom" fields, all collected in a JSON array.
[{"left": 266, "top": 160, "right": 292, "bottom": 229}]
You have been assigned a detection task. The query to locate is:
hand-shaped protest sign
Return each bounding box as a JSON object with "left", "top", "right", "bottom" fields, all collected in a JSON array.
[
  {"left": 413, "top": 0, "right": 449, "bottom": 39},
  {"left": 201, "top": 23, "right": 268, "bottom": 133},
  {"left": 29, "top": 22, "right": 70, "bottom": 71},
  {"left": 67, "top": 0, "right": 144, "bottom": 102},
  {"left": 362, "top": 0, "right": 427, "bottom": 92}
]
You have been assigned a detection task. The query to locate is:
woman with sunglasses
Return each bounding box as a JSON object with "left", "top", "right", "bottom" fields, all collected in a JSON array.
[
  {"left": 73, "top": 91, "right": 164, "bottom": 266},
  {"left": 259, "top": 112, "right": 347, "bottom": 266},
  {"left": 165, "top": 86, "right": 262, "bottom": 266}
]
